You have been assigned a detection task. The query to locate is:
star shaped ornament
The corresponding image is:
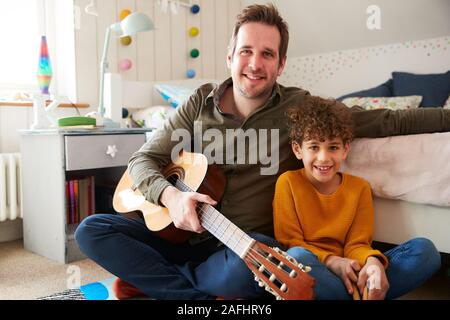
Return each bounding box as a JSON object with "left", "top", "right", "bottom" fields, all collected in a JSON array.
[{"left": 106, "top": 145, "right": 118, "bottom": 158}]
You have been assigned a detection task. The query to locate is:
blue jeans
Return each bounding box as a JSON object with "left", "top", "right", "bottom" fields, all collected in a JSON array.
[
  {"left": 75, "top": 213, "right": 280, "bottom": 300},
  {"left": 286, "top": 238, "right": 441, "bottom": 300}
]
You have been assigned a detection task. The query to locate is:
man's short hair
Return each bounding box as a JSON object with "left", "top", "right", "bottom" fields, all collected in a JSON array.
[
  {"left": 229, "top": 3, "right": 289, "bottom": 63},
  {"left": 287, "top": 97, "right": 354, "bottom": 145}
]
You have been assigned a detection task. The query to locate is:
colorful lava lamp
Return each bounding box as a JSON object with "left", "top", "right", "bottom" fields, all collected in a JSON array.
[{"left": 37, "top": 35, "right": 52, "bottom": 95}]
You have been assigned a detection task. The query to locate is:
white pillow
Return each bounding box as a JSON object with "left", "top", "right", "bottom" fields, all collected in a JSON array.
[
  {"left": 342, "top": 96, "right": 423, "bottom": 110},
  {"left": 131, "top": 106, "right": 175, "bottom": 129}
]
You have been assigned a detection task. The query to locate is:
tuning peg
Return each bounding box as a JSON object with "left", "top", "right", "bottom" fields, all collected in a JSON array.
[
  {"left": 286, "top": 255, "right": 296, "bottom": 263},
  {"left": 276, "top": 295, "right": 283, "bottom": 300},
  {"left": 269, "top": 274, "right": 276, "bottom": 282},
  {"left": 258, "top": 265, "right": 265, "bottom": 272},
  {"left": 289, "top": 270, "right": 298, "bottom": 278},
  {"left": 280, "top": 283, "right": 287, "bottom": 293},
  {"left": 304, "top": 266, "right": 312, "bottom": 272},
  {"left": 254, "top": 275, "right": 259, "bottom": 282},
  {"left": 274, "top": 247, "right": 281, "bottom": 253},
  {"left": 277, "top": 261, "right": 284, "bottom": 269},
  {"left": 258, "top": 281, "right": 265, "bottom": 287},
  {"left": 264, "top": 286, "right": 275, "bottom": 294}
]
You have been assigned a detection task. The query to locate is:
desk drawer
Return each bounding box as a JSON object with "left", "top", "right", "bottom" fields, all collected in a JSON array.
[{"left": 65, "top": 134, "right": 145, "bottom": 171}]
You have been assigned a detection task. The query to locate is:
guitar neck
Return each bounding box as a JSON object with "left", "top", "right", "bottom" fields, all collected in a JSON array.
[
  {"left": 173, "top": 179, "right": 254, "bottom": 258},
  {"left": 198, "top": 203, "right": 255, "bottom": 259}
]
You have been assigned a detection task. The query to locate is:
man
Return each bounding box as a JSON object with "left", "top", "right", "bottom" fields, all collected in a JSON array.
[{"left": 75, "top": 4, "right": 450, "bottom": 300}]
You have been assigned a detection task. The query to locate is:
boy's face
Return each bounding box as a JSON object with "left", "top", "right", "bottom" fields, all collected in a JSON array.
[
  {"left": 292, "top": 138, "right": 350, "bottom": 186},
  {"left": 227, "top": 22, "right": 286, "bottom": 101}
]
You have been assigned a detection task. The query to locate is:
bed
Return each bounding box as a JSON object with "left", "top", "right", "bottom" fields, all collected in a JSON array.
[
  {"left": 338, "top": 71, "right": 450, "bottom": 254},
  {"left": 342, "top": 132, "right": 450, "bottom": 254},
  {"left": 105, "top": 71, "right": 450, "bottom": 254}
]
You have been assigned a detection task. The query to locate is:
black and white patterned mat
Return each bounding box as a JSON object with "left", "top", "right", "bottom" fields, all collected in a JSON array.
[{"left": 37, "top": 289, "right": 86, "bottom": 300}]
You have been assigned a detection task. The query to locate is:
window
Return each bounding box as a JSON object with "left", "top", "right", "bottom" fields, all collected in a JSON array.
[
  {"left": 0, "top": 0, "right": 45, "bottom": 94},
  {"left": 0, "top": 0, "right": 76, "bottom": 101}
]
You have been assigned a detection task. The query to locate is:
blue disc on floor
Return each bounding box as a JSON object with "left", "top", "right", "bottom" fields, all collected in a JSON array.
[{"left": 80, "top": 282, "right": 109, "bottom": 300}]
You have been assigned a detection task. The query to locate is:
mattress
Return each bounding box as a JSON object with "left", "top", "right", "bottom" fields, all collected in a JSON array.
[{"left": 342, "top": 132, "right": 450, "bottom": 207}]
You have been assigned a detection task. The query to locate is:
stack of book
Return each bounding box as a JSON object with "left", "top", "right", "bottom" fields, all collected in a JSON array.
[{"left": 65, "top": 176, "right": 96, "bottom": 225}]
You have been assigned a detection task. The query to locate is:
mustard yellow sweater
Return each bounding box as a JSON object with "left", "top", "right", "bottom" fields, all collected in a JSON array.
[{"left": 273, "top": 169, "right": 388, "bottom": 268}]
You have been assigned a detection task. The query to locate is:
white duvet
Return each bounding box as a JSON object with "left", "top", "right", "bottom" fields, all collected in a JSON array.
[{"left": 341, "top": 132, "right": 450, "bottom": 207}]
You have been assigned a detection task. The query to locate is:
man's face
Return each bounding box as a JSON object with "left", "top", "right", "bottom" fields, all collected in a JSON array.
[{"left": 227, "top": 22, "right": 286, "bottom": 101}]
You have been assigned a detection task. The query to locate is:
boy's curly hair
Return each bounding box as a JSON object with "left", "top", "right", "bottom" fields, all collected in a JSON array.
[{"left": 287, "top": 96, "right": 354, "bottom": 145}]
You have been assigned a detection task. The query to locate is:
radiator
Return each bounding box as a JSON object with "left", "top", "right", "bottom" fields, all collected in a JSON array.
[{"left": 0, "top": 153, "right": 22, "bottom": 222}]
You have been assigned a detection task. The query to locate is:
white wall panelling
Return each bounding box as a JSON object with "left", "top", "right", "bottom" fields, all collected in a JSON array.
[
  {"left": 214, "top": 0, "right": 229, "bottom": 79},
  {"left": 199, "top": 0, "right": 216, "bottom": 79},
  {"left": 73, "top": 0, "right": 242, "bottom": 106},
  {"left": 171, "top": 0, "right": 187, "bottom": 80},
  {"left": 74, "top": 0, "right": 99, "bottom": 111},
  {"left": 118, "top": 0, "right": 138, "bottom": 81},
  {"left": 136, "top": 0, "right": 155, "bottom": 81}
]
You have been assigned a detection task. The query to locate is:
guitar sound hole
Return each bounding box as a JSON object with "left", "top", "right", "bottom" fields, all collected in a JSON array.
[{"left": 167, "top": 174, "right": 180, "bottom": 186}]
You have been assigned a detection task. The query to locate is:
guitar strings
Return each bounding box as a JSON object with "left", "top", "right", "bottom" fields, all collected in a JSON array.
[
  {"left": 168, "top": 175, "right": 265, "bottom": 256},
  {"left": 167, "top": 176, "right": 251, "bottom": 253},
  {"left": 166, "top": 175, "right": 296, "bottom": 280}
]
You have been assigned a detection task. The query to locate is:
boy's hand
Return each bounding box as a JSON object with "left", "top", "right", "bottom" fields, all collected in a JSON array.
[
  {"left": 325, "top": 255, "right": 361, "bottom": 295},
  {"left": 357, "top": 256, "right": 389, "bottom": 300}
]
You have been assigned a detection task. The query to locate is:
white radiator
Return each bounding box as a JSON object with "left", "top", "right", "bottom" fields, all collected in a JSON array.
[{"left": 0, "top": 153, "right": 22, "bottom": 222}]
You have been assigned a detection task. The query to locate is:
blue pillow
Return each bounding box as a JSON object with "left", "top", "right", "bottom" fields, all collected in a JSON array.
[
  {"left": 392, "top": 71, "right": 450, "bottom": 107},
  {"left": 337, "top": 79, "right": 393, "bottom": 101}
]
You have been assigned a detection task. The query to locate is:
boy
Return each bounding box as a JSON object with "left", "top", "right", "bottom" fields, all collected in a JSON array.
[{"left": 273, "top": 97, "right": 441, "bottom": 300}]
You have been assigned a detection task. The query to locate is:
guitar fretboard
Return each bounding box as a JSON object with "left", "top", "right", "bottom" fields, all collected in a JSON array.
[{"left": 173, "top": 179, "right": 254, "bottom": 258}]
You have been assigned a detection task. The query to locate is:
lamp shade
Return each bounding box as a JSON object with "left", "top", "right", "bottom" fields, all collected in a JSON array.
[{"left": 120, "top": 12, "right": 154, "bottom": 37}]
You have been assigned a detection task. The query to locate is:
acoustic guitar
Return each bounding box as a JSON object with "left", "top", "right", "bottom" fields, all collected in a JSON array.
[{"left": 113, "top": 150, "right": 315, "bottom": 300}]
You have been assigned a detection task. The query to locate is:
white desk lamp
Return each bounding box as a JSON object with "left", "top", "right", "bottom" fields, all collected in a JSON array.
[{"left": 88, "top": 12, "right": 154, "bottom": 127}]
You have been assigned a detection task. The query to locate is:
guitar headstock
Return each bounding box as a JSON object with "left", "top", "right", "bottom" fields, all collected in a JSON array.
[{"left": 243, "top": 241, "right": 315, "bottom": 300}]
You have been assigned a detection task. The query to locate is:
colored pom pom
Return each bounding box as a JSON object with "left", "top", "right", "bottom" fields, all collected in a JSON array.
[
  {"left": 189, "top": 27, "right": 199, "bottom": 37},
  {"left": 119, "top": 59, "right": 132, "bottom": 71},
  {"left": 122, "top": 108, "right": 129, "bottom": 119},
  {"left": 120, "top": 36, "right": 132, "bottom": 46},
  {"left": 191, "top": 5, "right": 200, "bottom": 14},
  {"left": 186, "top": 69, "right": 196, "bottom": 78},
  {"left": 190, "top": 48, "right": 200, "bottom": 58},
  {"left": 120, "top": 9, "right": 131, "bottom": 21}
]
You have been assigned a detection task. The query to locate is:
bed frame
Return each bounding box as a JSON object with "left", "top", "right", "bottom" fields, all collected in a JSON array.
[{"left": 374, "top": 197, "right": 450, "bottom": 253}]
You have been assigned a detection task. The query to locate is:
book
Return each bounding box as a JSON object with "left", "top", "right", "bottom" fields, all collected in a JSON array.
[
  {"left": 68, "top": 180, "right": 75, "bottom": 224},
  {"left": 65, "top": 181, "right": 70, "bottom": 224}
]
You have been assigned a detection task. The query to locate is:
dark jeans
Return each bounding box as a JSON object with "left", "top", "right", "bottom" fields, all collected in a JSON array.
[
  {"left": 75, "top": 213, "right": 280, "bottom": 300},
  {"left": 287, "top": 238, "right": 441, "bottom": 300}
]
